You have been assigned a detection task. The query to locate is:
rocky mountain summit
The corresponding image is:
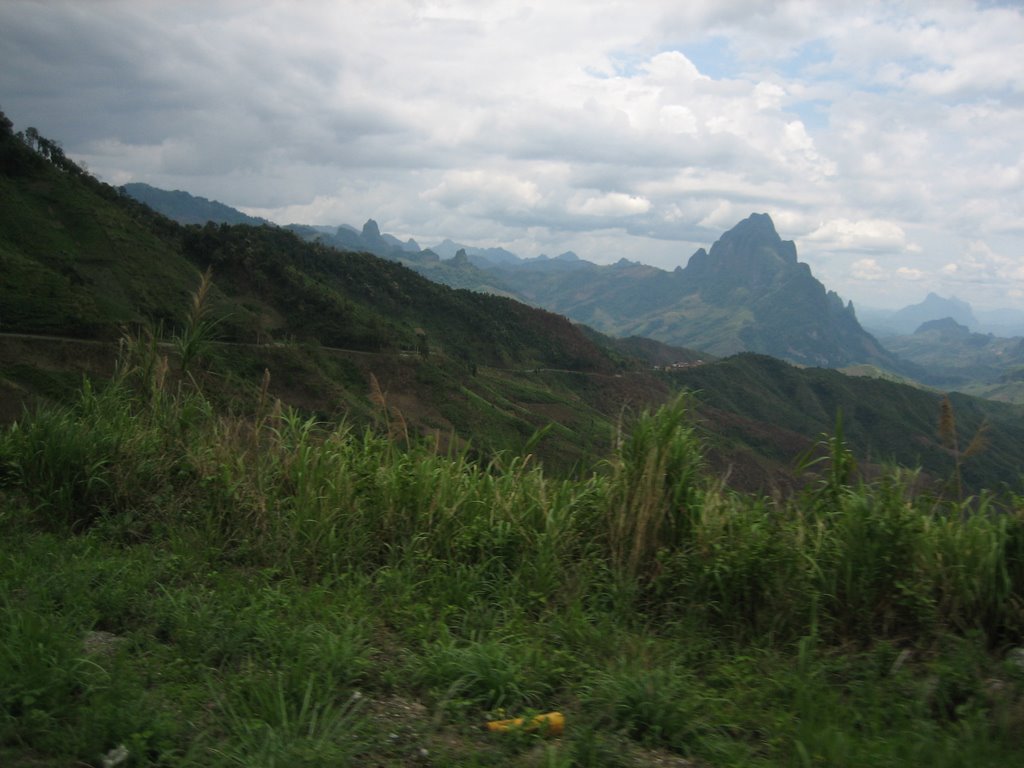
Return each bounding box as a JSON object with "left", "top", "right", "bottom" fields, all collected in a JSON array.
[
  {"left": 435, "top": 213, "right": 899, "bottom": 370},
  {"left": 117, "top": 181, "right": 901, "bottom": 371}
]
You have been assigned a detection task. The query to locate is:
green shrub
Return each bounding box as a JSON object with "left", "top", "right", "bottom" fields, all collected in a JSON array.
[
  {"left": 211, "top": 669, "right": 367, "bottom": 767},
  {"left": 0, "top": 598, "right": 174, "bottom": 761},
  {"left": 605, "top": 394, "right": 705, "bottom": 580},
  {"left": 409, "top": 634, "right": 555, "bottom": 715}
]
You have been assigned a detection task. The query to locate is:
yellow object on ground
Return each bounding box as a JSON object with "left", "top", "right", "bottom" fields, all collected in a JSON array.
[{"left": 486, "top": 711, "right": 565, "bottom": 737}]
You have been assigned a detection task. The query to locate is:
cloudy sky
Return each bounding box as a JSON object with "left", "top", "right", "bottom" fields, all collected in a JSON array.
[{"left": 2, "top": 1, "right": 1022, "bottom": 309}]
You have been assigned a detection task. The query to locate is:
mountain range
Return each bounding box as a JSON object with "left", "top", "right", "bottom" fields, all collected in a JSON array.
[
  {"left": 117, "top": 178, "right": 1024, "bottom": 404},
  {"left": 121, "top": 185, "right": 900, "bottom": 371},
  {"left": 5, "top": 114, "right": 1023, "bottom": 493},
  {"left": 860, "top": 292, "right": 1024, "bottom": 338},
  {"left": 433, "top": 212, "right": 900, "bottom": 371},
  {"left": 122, "top": 182, "right": 272, "bottom": 227},
  {"left": 880, "top": 317, "right": 1024, "bottom": 399}
]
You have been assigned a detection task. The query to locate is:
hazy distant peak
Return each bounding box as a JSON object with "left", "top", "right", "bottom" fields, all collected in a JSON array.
[
  {"left": 920, "top": 292, "right": 970, "bottom": 309},
  {"left": 687, "top": 247, "right": 708, "bottom": 265},
  {"left": 428, "top": 239, "right": 522, "bottom": 265},
  {"left": 120, "top": 182, "right": 270, "bottom": 227},
  {"left": 735, "top": 211, "right": 777, "bottom": 234},
  {"left": 915, "top": 317, "right": 970, "bottom": 336},
  {"left": 362, "top": 219, "right": 381, "bottom": 239},
  {"left": 890, "top": 292, "right": 977, "bottom": 333},
  {"left": 723, "top": 212, "right": 781, "bottom": 242}
]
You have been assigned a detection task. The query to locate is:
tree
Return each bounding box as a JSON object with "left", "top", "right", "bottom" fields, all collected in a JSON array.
[
  {"left": 23, "top": 126, "right": 39, "bottom": 151},
  {"left": 415, "top": 328, "right": 429, "bottom": 359}
]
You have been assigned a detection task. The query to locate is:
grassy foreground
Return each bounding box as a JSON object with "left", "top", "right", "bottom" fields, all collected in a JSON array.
[{"left": 2, "top": 356, "right": 1024, "bottom": 766}]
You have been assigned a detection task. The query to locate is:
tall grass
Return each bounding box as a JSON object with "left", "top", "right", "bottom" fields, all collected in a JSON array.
[
  {"left": 2, "top": 366, "right": 1023, "bottom": 765},
  {"left": 174, "top": 266, "right": 220, "bottom": 377},
  {"left": 2, "top": 375, "right": 1021, "bottom": 640},
  {"left": 605, "top": 395, "right": 704, "bottom": 580}
]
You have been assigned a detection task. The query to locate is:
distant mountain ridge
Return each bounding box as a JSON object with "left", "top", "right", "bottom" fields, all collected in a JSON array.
[
  {"left": 121, "top": 182, "right": 271, "bottom": 227},
  {"left": 5, "top": 119, "right": 1024, "bottom": 492},
  {"left": 118, "top": 184, "right": 427, "bottom": 263},
  {"left": 881, "top": 316, "right": 1024, "bottom": 392},
  {"left": 861, "top": 294, "right": 1024, "bottom": 338},
  {"left": 416, "top": 213, "right": 899, "bottom": 370},
  {"left": 121, "top": 184, "right": 898, "bottom": 370},
  {"left": 430, "top": 239, "right": 521, "bottom": 267},
  {"left": 285, "top": 219, "right": 425, "bottom": 263},
  {"left": 851, "top": 294, "right": 1024, "bottom": 399},
  {"left": 888, "top": 293, "right": 978, "bottom": 335}
]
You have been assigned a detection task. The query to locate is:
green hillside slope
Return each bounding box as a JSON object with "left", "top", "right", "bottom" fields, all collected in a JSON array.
[
  {"left": 0, "top": 116, "right": 656, "bottom": 471},
  {"left": 671, "top": 354, "right": 1024, "bottom": 494},
  {"left": 0, "top": 116, "right": 620, "bottom": 372},
  {"left": 2, "top": 113, "right": 1022, "bottom": 493},
  {"left": 0, "top": 160, "right": 193, "bottom": 337}
]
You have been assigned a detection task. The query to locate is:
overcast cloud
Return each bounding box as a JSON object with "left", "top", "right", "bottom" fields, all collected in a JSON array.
[{"left": 1, "top": 0, "right": 1022, "bottom": 309}]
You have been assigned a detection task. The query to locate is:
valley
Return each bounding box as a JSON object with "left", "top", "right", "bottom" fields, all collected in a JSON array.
[
  {"left": 4, "top": 115, "right": 1024, "bottom": 494},
  {"left": 3, "top": 112, "right": 1024, "bottom": 768}
]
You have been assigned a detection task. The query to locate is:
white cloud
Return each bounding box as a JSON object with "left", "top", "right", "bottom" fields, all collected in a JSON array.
[
  {"left": 850, "top": 258, "right": 885, "bottom": 281},
  {"left": 754, "top": 81, "right": 786, "bottom": 110},
  {"left": 803, "top": 219, "right": 911, "bottom": 252},
  {"left": 658, "top": 105, "right": 698, "bottom": 134},
  {"left": 698, "top": 200, "right": 743, "bottom": 230},
  {"left": 644, "top": 50, "right": 709, "bottom": 86},
  {"left": 896, "top": 267, "right": 924, "bottom": 281},
  {"left": 1, "top": 0, "right": 1023, "bottom": 307},
  {"left": 941, "top": 240, "right": 1024, "bottom": 283},
  {"left": 422, "top": 170, "right": 543, "bottom": 213},
  {"left": 569, "top": 192, "right": 652, "bottom": 217}
]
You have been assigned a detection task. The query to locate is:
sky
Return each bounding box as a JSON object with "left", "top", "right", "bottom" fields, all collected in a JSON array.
[{"left": 1, "top": 1, "right": 1023, "bottom": 310}]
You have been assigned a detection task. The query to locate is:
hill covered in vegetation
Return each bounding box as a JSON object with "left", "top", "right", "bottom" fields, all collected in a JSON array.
[
  {"left": 4, "top": 112, "right": 1024, "bottom": 493},
  {"left": 0, "top": 121, "right": 612, "bottom": 373},
  {"left": 669, "top": 353, "right": 1024, "bottom": 494},
  {"left": 3, "top": 107, "right": 1024, "bottom": 768},
  {"left": 2, "top": 112, "right": 659, "bottom": 470}
]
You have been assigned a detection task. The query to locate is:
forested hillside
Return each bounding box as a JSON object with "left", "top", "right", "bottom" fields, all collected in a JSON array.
[
  {"left": 671, "top": 353, "right": 1024, "bottom": 494},
  {"left": 5, "top": 114, "right": 1024, "bottom": 494}
]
